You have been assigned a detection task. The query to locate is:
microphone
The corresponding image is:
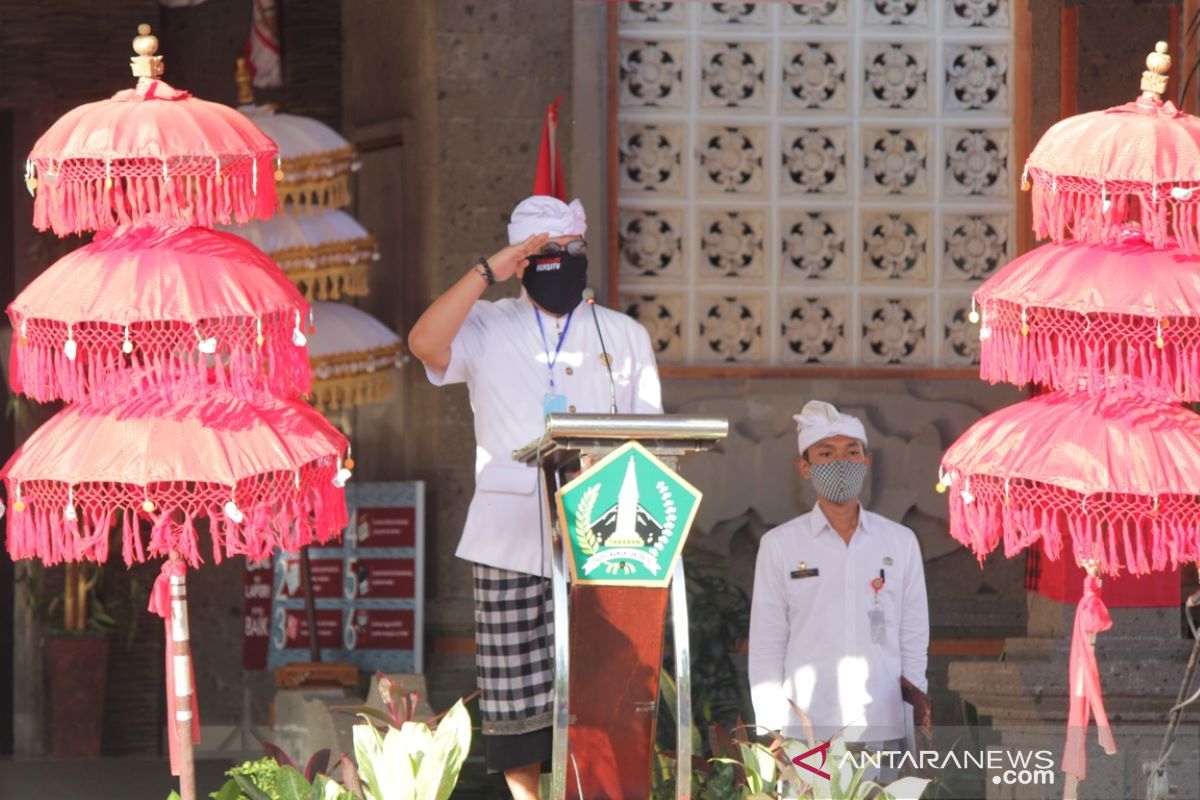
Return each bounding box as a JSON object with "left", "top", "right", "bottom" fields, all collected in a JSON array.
[{"left": 582, "top": 288, "right": 618, "bottom": 414}]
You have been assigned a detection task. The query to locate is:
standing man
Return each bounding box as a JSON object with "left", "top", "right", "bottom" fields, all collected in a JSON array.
[
  {"left": 408, "top": 196, "right": 663, "bottom": 799},
  {"left": 748, "top": 400, "right": 929, "bottom": 758}
]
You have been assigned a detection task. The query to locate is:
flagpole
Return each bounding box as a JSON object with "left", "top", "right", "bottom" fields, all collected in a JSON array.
[{"left": 548, "top": 103, "right": 559, "bottom": 198}]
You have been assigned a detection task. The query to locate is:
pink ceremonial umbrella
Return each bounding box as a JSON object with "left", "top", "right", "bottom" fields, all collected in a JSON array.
[
  {"left": 26, "top": 25, "right": 277, "bottom": 236},
  {"left": 939, "top": 390, "right": 1200, "bottom": 577},
  {"left": 974, "top": 232, "right": 1200, "bottom": 400},
  {"left": 1, "top": 378, "right": 350, "bottom": 781},
  {"left": 1023, "top": 43, "right": 1200, "bottom": 253},
  {"left": 7, "top": 225, "right": 311, "bottom": 403},
  {"left": 2, "top": 381, "right": 349, "bottom": 567}
]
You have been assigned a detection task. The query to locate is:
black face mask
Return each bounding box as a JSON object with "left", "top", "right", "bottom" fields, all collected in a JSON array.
[{"left": 522, "top": 252, "right": 588, "bottom": 315}]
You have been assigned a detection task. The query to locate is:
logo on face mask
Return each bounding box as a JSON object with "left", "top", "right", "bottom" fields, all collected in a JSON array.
[
  {"left": 523, "top": 251, "right": 588, "bottom": 315},
  {"left": 809, "top": 460, "right": 867, "bottom": 504}
]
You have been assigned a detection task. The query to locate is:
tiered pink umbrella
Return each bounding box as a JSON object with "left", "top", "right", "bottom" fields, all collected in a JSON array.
[
  {"left": 974, "top": 232, "right": 1200, "bottom": 400},
  {"left": 1024, "top": 42, "right": 1200, "bottom": 253},
  {"left": 3, "top": 28, "right": 349, "bottom": 800},
  {"left": 940, "top": 391, "right": 1200, "bottom": 576},
  {"left": 25, "top": 25, "right": 277, "bottom": 235},
  {"left": 2, "top": 381, "right": 349, "bottom": 569},
  {"left": 949, "top": 42, "right": 1200, "bottom": 794},
  {"left": 7, "top": 225, "right": 311, "bottom": 403}
]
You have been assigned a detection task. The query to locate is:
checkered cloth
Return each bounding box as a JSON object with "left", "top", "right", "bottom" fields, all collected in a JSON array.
[{"left": 472, "top": 564, "right": 555, "bottom": 735}]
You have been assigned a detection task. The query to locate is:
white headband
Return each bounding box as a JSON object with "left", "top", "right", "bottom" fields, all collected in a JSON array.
[
  {"left": 507, "top": 195, "right": 587, "bottom": 244},
  {"left": 794, "top": 400, "right": 868, "bottom": 455}
]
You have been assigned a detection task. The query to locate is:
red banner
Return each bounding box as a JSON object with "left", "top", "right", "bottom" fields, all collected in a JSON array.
[
  {"left": 275, "top": 556, "right": 345, "bottom": 600},
  {"left": 242, "top": 560, "right": 273, "bottom": 670},
  {"left": 344, "top": 558, "right": 415, "bottom": 600},
  {"left": 352, "top": 507, "right": 415, "bottom": 548},
  {"left": 277, "top": 608, "right": 343, "bottom": 650},
  {"left": 343, "top": 609, "right": 415, "bottom": 651}
]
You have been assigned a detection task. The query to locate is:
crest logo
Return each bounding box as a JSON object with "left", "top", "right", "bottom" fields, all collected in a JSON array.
[{"left": 556, "top": 441, "right": 701, "bottom": 587}]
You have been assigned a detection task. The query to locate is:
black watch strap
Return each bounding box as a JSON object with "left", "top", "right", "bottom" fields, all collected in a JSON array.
[{"left": 476, "top": 257, "right": 496, "bottom": 286}]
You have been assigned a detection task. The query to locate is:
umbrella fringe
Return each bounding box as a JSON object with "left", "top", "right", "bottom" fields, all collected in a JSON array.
[
  {"left": 980, "top": 326, "right": 1200, "bottom": 399},
  {"left": 9, "top": 335, "right": 311, "bottom": 403},
  {"left": 31, "top": 160, "right": 276, "bottom": 237},
  {"left": 4, "top": 467, "right": 347, "bottom": 569},
  {"left": 1030, "top": 171, "right": 1199, "bottom": 252},
  {"left": 947, "top": 491, "right": 1193, "bottom": 576}
]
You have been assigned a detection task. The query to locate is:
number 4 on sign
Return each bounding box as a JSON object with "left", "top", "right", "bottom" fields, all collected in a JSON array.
[{"left": 792, "top": 740, "right": 831, "bottom": 781}]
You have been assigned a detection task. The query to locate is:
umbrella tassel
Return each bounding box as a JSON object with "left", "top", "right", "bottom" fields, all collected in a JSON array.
[
  {"left": 204, "top": 511, "right": 223, "bottom": 566},
  {"left": 1150, "top": 517, "right": 1168, "bottom": 573},
  {"left": 122, "top": 509, "right": 135, "bottom": 566}
]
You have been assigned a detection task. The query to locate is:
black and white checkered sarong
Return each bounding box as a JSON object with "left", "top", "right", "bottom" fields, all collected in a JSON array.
[{"left": 472, "top": 564, "right": 555, "bottom": 735}]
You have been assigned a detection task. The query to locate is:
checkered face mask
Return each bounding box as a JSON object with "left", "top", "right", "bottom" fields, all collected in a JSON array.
[{"left": 809, "top": 460, "right": 867, "bottom": 504}]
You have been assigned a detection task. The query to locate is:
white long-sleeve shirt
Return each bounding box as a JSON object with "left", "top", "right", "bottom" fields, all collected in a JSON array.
[
  {"left": 425, "top": 292, "right": 662, "bottom": 577},
  {"left": 748, "top": 504, "right": 929, "bottom": 743}
]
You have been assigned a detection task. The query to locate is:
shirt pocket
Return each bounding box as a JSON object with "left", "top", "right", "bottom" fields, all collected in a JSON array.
[{"left": 475, "top": 463, "right": 539, "bottom": 496}]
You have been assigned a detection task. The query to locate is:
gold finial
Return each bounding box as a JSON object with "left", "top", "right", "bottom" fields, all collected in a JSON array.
[
  {"left": 1140, "top": 41, "right": 1171, "bottom": 101},
  {"left": 131, "top": 23, "right": 164, "bottom": 79},
  {"left": 235, "top": 57, "right": 254, "bottom": 105}
]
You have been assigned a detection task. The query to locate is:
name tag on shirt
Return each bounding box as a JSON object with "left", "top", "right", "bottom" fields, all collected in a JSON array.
[
  {"left": 543, "top": 393, "right": 568, "bottom": 415},
  {"left": 790, "top": 567, "right": 819, "bottom": 579},
  {"left": 868, "top": 607, "right": 887, "bottom": 644}
]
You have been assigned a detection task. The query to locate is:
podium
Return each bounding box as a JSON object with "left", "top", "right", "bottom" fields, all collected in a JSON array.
[{"left": 514, "top": 413, "right": 728, "bottom": 800}]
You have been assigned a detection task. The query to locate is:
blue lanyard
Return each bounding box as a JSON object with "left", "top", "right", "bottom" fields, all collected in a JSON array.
[{"left": 534, "top": 308, "right": 573, "bottom": 393}]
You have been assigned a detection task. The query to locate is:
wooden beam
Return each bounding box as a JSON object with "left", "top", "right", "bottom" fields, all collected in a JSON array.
[
  {"left": 1014, "top": 0, "right": 1037, "bottom": 257},
  {"left": 659, "top": 366, "right": 981, "bottom": 382},
  {"left": 1184, "top": 0, "right": 1200, "bottom": 113}
]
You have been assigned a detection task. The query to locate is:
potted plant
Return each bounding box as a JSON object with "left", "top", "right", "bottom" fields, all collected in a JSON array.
[{"left": 21, "top": 554, "right": 146, "bottom": 757}]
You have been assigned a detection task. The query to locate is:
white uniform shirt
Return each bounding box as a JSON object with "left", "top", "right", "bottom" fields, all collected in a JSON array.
[
  {"left": 425, "top": 292, "right": 663, "bottom": 577},
  {"left": 748, "top": 504, "right": 929, "bottom": 743}
]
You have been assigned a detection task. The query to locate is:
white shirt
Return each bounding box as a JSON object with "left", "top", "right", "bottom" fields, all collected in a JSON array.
[
  {"left": 748, "top": 504, "right": 929, "bottom": 743},
  {"left": 425, "top": 292, "right": 663, "bottom": 576}
]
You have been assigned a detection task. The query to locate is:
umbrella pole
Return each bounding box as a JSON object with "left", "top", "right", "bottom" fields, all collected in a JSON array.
[
  {"left": 168, "top": 551, "right": 198, "bottom": 800},
  {"left": 299, "top": 547, "right": 321, "bottom": 661}
]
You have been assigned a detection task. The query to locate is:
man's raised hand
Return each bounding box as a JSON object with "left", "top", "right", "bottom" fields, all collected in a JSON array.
[{"left": 488, "top": 232, "right": 550, "bottom": 283}]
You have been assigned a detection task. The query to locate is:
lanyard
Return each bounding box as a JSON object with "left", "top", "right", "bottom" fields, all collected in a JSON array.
[{"left": 534, "top": 307, "right": 574, "bottom": 394}]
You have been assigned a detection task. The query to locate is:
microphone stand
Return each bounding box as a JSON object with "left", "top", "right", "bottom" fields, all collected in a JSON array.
[{"left": 582, "top": 288, "right": 618, "bottom": 414}]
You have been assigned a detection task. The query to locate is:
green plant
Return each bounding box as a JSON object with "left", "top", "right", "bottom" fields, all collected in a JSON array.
[
  {"left": 205, "top": 756, "right": 354, "bottom": 800},
  {"left": 18, "top": 558, "right": 145, "bottom": 642},
  {"left": 352, "top": 697, "right": 472, "bottom": 800}
]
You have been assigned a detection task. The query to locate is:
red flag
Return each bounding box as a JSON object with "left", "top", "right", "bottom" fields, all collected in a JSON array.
[{"left": 533, "top": 96, "right": 566, "bottom": 200}]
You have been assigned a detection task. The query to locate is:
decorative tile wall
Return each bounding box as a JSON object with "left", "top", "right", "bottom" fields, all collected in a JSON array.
[{"left": 617, "top": 0, "right": 1012, "bottom": 366}]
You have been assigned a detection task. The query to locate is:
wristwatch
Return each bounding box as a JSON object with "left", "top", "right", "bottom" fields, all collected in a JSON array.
[{"left": 475, "top": 257, "right": 496, "bottom": 286}]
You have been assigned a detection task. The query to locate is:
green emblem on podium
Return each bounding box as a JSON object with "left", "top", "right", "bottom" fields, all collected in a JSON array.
[{"left": 555, "top": 440, "right": 702, "bottom": 587}]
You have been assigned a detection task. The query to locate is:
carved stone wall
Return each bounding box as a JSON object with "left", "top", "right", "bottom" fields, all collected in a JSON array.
[{"left": 616, "top": 1, "right": 1015, "bottom": 367}]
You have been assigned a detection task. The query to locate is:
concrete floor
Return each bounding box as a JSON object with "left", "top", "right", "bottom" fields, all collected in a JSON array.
[
  {"left": 0, "top": 757, "right": 237, "bottom": 799},
  {"left": 0, "top": 755, "right": 511, "bottom": 798}
]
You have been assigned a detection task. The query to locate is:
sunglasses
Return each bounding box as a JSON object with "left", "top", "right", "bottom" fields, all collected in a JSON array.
[{"left": 536, "top": 239, "right": 587, "bottom": 256}]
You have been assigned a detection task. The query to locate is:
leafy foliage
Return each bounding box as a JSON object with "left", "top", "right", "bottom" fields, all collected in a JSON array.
[
  {"left": 209, "top": 756, "right": 356, "bottom": 800},
  {"left": 352, "top": 697, "right": 472, "bottom": 800}
]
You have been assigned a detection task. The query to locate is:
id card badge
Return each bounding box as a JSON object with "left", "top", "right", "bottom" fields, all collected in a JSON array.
[
  {"left": 543, "top": 393, "right": 568, "bottom": 415},
  {"left": 868, "top": 607, "right": 887, "bottom": 645}
]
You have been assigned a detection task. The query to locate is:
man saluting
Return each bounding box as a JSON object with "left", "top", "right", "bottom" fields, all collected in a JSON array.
[{"left": 408, "top": 196, "right": 662, "bottom": 799}]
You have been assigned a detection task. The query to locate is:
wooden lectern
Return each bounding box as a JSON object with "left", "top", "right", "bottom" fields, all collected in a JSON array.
[{"left": 514, "top": 413, "right": 728, "bottom": 800}]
